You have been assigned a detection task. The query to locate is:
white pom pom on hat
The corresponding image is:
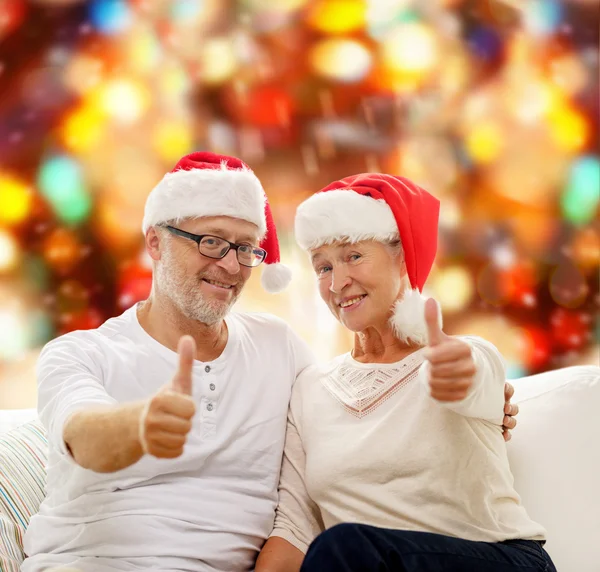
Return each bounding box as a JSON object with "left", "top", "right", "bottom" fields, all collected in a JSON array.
[{"left": 294, "top": 172, "right": 442, "bottom": 344}]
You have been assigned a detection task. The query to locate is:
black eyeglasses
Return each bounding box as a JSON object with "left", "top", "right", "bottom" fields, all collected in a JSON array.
[{"left": 164, "top": 226, "right": 267, "bottom": 268}]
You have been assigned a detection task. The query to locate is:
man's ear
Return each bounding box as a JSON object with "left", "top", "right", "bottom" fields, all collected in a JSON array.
[{"left": 145, "top": 227, "right": 162, "bottom": 262}]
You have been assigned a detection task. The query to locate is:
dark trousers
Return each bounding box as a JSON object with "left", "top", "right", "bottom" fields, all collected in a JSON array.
[{"left": 300, "top": 524, "right": 557, "bottom": 572}]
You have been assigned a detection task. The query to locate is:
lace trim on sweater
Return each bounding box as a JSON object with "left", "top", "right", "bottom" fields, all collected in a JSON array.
[{"left": 321, "top": 351, "right": 425, "bottom": 419}]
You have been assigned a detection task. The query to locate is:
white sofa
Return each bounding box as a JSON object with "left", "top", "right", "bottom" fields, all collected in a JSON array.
[
  {"left": 507, "top": 365, "right": 600, "bottom": 572},
  {"left": 1, "top": 365, "right": 599, "bottom": 571}
]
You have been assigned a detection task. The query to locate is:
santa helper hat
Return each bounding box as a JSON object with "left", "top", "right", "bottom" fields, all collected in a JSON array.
[
  {"left": 295, "top": 173, "right": 441, "bottom": 346},
  {"left": 142, "top": 151, "right": 292, "bottom": 293}
]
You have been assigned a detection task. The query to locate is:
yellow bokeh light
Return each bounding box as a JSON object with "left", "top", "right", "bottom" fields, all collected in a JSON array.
[
  {"left": 96, "top": 197, "right": 143, "bottom": 252},
  {"left": 61, "top": 102, "right": 106, "bottom": 153},
  {"left": 108, "top": 147, "right": 165, "bottom": 201},
  {"left": 514, "top": 215, "right": 556, "bottom": 255},
  {"left": 0, "top": 173, "right": 33, "bottom": 226},
  {"left": 0, "top": 230, "right": 20, "bottom": 272},
  {"left": 246, "top": 0, "right": 310, "bottom": 10},
  {"left": 551, "top": 53, "right": 589, "bottom": 96},
  {"left": 486, "top": 130, "right": 568, "bottom": 207},
  {"left": 381, "top": 22, "right": 438, "bottom": 74},
  {"left": 310, "top": 38, "right": 372, "bottom": 82},
  {"left": 571, "top": 228, "right": 600, "bottom": 270},
  {"left": 431, "top": 266, "right": 474, "bottom": 313},
  {"left": 307, "top": 0, "right": 366, "bottom": 35},
  {"left": 438, "top": 199, "right": 462, "bottom": 229},
  {"left": 506, "top": 33, "right": 533, "bottom": 66},
  {"left": 100, "top": 79, "right": 151, "bottom": 124},
  {"left": 42, "top": 228, "right": 81, "bottom": 273},
  {"left": 452, "top": 314, "right": 523, "bottom": 364},
  {"left": 152, "top": 121, "right": 194, "bottom": 163},
  {"left": 392, "top": 136, "right": 458, "bottom": 193},
  {"left": 437, "top": 49, "right": 470, "bottom": 96},
  {"left": 158, "top": 63, "right": 191, "bottom": 103},
  {"left": 63, "top": 54, "right": 104, "bottom": 96},
  {"left": 200, "top": 37, "right": 239, "bottom": 85},
  {"left": 506, "top": 78, "right": 560, "bottom": 123},
  {"left": 127, "top": 26, "right": 161, "bottom": 74},
  {"left": 548, "top": 104, "right": 589, "bottom": 152},
  {"left": 465, "top": 120, "right": 504, "bottom": 164}
]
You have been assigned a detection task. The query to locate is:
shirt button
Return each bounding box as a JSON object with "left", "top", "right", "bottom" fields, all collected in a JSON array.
[
  {"left": 206, "top": 403, "right": 213, "bottom": 411},
  {"left": 209, "top": 383, "right": 216, "bottom": 391},
  {"left": 205, "top": 365, "right": 211, "bottom": 373}
]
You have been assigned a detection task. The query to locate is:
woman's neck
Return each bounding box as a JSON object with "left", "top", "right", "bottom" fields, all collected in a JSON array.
[{"left": 352, "top": 325, "right": 421, "bottom": 364}]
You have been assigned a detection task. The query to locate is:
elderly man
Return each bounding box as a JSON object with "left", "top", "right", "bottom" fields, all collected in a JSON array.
[{"left": 22, "top": 152, "right": 517, "bottom": 572}]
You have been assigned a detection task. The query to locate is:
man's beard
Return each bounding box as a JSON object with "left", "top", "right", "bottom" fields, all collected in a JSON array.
[{"left": 155, "top": 248, "right": 243, "bottom": 325}]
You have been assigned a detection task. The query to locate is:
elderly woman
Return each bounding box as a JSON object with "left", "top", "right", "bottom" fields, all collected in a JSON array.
[{"left": 256, "top": 174, "right": 556, "bottom": 572}]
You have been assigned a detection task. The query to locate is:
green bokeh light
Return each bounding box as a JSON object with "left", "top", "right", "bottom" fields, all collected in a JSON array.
[
  {"left": 561, "top": 155, "right": 600, "bottom": 226},
  {"left": 38, "top": 155, "right": 92, "bottom": 225}
]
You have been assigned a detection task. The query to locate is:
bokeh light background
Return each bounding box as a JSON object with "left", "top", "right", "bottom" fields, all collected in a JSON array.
[{"left": 0, "top": 0, "right": 598, "bottom": 408}]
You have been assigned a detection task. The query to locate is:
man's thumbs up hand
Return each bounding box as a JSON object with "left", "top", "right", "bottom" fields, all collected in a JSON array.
[
  {"left": 138, "top": 336, "right": 197, "bottom": 458},
  {"left": 172, "top": 336, "right": 195, "bottom": 395},
  {"left": 424, "top": 299, "right": 476, "bottom": 403}
]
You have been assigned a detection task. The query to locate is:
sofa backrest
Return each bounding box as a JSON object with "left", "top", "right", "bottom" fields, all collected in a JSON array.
[
  {"left": 507, "top": 365, "right": 600, "bottom": 572},
  {"left": 0, "top": 409, "right": 37, "bottom": 436}
]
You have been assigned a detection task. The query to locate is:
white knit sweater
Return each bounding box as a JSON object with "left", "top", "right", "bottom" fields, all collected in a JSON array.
[{"left": 271, "top": 336, "right": 546, "bottom": 553}]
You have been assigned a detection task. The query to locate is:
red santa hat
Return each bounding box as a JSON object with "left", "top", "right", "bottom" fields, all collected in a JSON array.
[
  {"left": 142, "top": 151, "right": 291, "bottom": 293},
  {"left": 295, "top": 173, "right": 441, "bottom": 345}
]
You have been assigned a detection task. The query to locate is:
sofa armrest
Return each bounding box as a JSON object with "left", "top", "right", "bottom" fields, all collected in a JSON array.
[{"left": 0, "top": 420, "right": 48, "bottom": 568}]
